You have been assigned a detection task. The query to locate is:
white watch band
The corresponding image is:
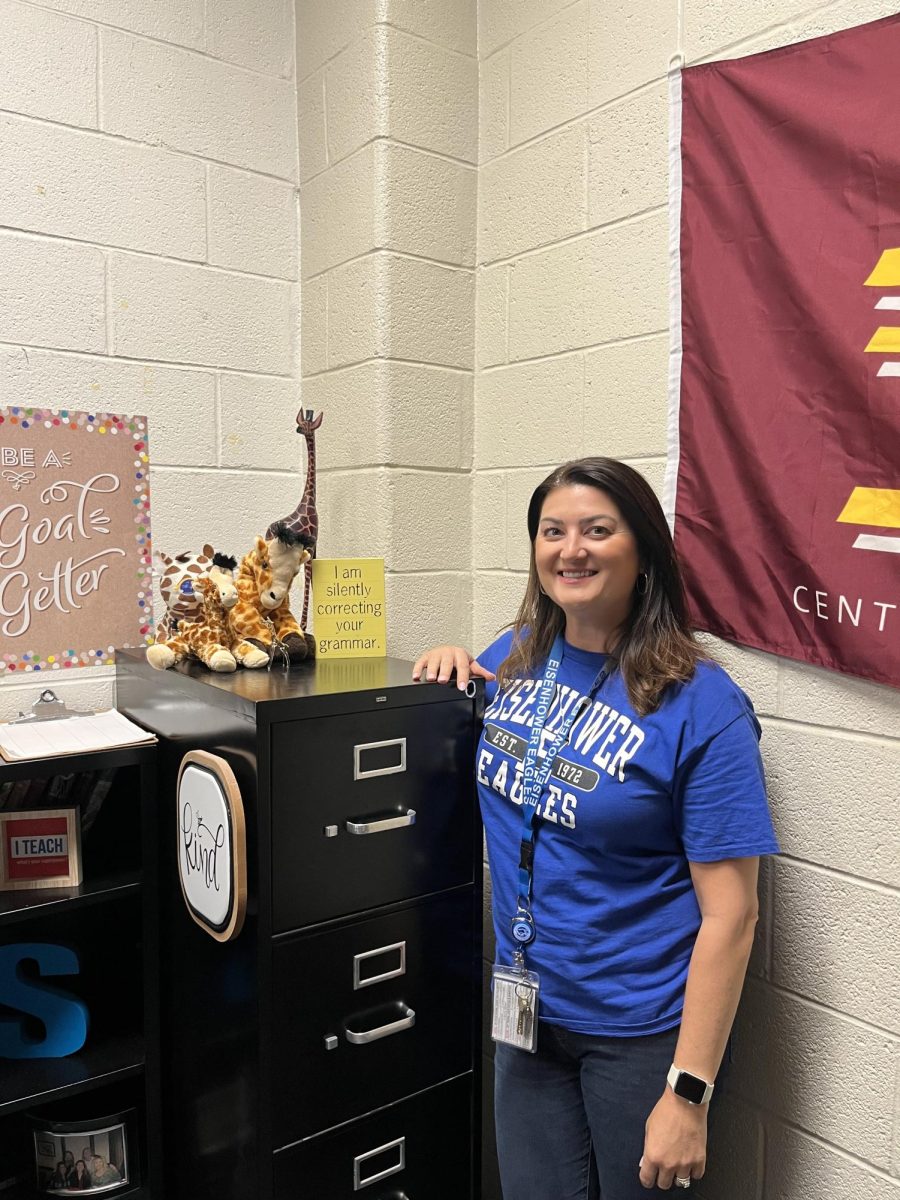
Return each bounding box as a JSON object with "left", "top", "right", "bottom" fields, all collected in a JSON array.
[{"left": 667, "top": 1064, "right": 715, "bottom": 1105}]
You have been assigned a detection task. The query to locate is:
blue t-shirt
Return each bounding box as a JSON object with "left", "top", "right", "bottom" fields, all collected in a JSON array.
[{"left": 477, "top": 630, "right": 779, "bottom": 1037}]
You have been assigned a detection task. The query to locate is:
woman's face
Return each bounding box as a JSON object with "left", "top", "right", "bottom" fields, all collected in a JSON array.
[{"left": 534, "top": 484, "right": 641, "bottom": 626}]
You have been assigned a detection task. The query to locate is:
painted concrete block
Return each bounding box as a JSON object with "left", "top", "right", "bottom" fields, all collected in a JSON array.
[
  {"left": 101, "top": 31, "right": 297, "bottom": 180},
  {"left": 779, "top": 659, "right": 899, "bottom": 739},
  {"left": 761, "top": 722, "right": 899, "bottom": 887},
  {"left": 209, "top": 165, "right": 298, "bottom": 280},
  {"left": 476, "top": 265, "right": 507, "bottom": 369},
  {"left": 385, "top": 571, "right": 472, "bottom": 661},
  {"left": 510, "top": 2, "right": 589, "bottom": 147},
  {"left": 583, "top": 213, "right": 668, "bottom": 345},
  {"left": 387, "top": 470, "right": 471, "bottom": 571},
  {"left": 479, "top": 49, "right": 509, "bottom": 163},
  {"left": 479, "top": 0, "right": 580, "bottom": 60},
  {"left": 47, "top": 0, "right": 203, "bottom": 48},
  {"left": 207, "top": 0, "right": 292, "bottom": 76},
  {"left": 589, "top": 0, "right": 677, "bottom": 107},
  {"left": 479, "top": 126, "right": 586, "bottom": 263},
  {"left": 381, "top": 143, "right": 477, "bottom": 267},
  {"left": 0, "top": 1, "right": 96, "bottom": 128},
  {"left": 588, "top": 84, "right": 668, "bottom": 228},
  {"left": 685, "top": 3, "right": 898, "bottom": 66},
  {"left": 219, "top": 374, "right": 305, "bottom": 471},
  {"left": 297, "top": 71, "right": 328, "bottom": 183},
  {"left": 0, "top": 233, "right": 105, "bottom": 353},
  {"left": 476, "top": 357, "right": 583, "bottom": 470},
  {"left": 0, "top": 115, "right": 205, "bottom": 261},
  {"left": 297, "top": 0, "right": 374, "bottom": 80},
  {"left": 328, "top": 253, "right": 474, "bottom": 370},
  {"left": 300, "top": 145, "right": 377, "bottom": 278},
  {"left": 384, "top": 26, "right": 478, "bottom": 162},
  {"left": 110, "top": 254, "right": 294, "bottom": 374},
  {"left": 507, "top": 238, "right": 587, "bottom": 361},
  {"left": 473, "top": 569, "right": 528, "bottom": 653},
  {"left": 772, "top": 860, "right": 900, "bottom": 1033},
  {"left": 583, "top": 334, "right": 668, "bottom": 458},
  {"left": 0, "top": 348, "right": 215, "bottom": 466},
  {"left": 767, "top": 1123, "right": 900, "bottom": 1200},
  {"left": 734, "top": 980, "right": 897, "bottom": 1167},
  {"left": 317, "top": 468, "right": 390, "bottom": 560},
  {"left": 301, "top": 275, "right": 328, "bottom": 375},
  {"left": 0, "top": 672, "right": 115, "bottom": 723},
  {"left": 379, "top": 0, "right": 477, "bottom": 55},
  {"left": 305, "top": 360, "right": 473, "bottom": 469},
  {"left": 325, "top": 28, "right": 383, "bottom": 165},
  {"left": 473, "top": 471, "right": 507, "bottom": 570}
]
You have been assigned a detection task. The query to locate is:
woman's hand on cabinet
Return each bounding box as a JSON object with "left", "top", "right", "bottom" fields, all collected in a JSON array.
[{"left": 412, "top": 646, "right": 496, "bottom": 691}]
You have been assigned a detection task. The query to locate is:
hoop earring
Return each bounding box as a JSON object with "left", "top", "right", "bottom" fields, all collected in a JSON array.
[{"left": 635, "top": 573, "right": 648, "bottom": 596}]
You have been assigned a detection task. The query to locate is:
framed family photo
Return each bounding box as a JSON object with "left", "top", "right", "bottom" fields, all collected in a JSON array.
[{"left": 31, "top": 1110, "right": 138, "bottom": 1195}]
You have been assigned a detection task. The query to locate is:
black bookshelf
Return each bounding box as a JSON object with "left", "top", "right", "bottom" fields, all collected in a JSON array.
[{"left": 0, "top": 744, "right": 160, "bottom": 1196}]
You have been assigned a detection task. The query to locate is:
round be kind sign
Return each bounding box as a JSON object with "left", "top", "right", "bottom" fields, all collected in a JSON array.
[{"left": 0, "top": 407, "right": 152, "bottom": 675}]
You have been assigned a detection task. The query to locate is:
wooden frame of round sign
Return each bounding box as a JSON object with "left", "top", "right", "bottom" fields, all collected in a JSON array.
[{"left": 176, "top": 750, "right": 247, "bottom": 942}]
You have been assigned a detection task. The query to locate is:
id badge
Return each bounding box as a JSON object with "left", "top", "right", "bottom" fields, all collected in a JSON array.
[{"left": 491, "top": 963, "right": 540, "bottom": 1053}]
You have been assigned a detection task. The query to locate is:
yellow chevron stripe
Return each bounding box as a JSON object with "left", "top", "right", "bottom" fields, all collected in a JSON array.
[
  {"left": 864, "top": 248, "right": 900, "bottom": 286},
  {"left": 864, "top": 326, "right": 900, "bottom": 353},
  {"left": 837, "top": 487, "right": 900, "bottom": 528}
]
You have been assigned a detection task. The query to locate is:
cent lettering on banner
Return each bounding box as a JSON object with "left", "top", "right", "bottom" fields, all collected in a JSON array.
[
  {"left": 177, "top": 750, "right": 247, "bottom": 943},
  {"left": 0, "top": 407, "right": 152, "bottom": 674}
]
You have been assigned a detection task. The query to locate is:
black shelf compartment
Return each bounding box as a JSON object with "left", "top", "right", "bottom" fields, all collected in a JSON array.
[
  {"left": 0, "top": 873, "right": 141, "bottom": 928},
  {"left": 1, "top": 895, "right": 145, "bottom": 1110},
  {"left": 0, "top": 1076, "right": 150, "bottom": 1197}
]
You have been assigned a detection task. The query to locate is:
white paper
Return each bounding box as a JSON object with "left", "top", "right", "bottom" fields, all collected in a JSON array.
[{"left": 0, "top": 709, "right": 155, "bottom": 762}]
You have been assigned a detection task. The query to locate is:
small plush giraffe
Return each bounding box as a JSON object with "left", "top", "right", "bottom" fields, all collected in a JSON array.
[
  {"left": 153, "top": 544, "right": 217, "bottom": 639},
  {"left": 228, "top": 523, "right": 315, "bottom": 665},
  {"left": 147, "top": 559, "right": 243, "bottom": 672},
  {"left": 266, "top": 409, "right": 322, "bottom": 630}
]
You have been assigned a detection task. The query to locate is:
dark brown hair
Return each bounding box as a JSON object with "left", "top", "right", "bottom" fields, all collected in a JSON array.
[{"left": 497, "top": 458, "right": 704, "bottom": 715}]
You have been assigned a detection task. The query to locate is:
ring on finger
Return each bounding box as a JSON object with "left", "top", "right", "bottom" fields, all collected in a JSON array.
[{"left": 675, "top": 1177, "right": 692, "bottom": 1189}]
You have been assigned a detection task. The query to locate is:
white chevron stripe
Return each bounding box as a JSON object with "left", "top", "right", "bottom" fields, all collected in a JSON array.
[
  {"left": 852, "top": 533, "right": 900, "bottom": 553},
  {"left": 876, "top": 362, "right": 900, "bottom": 376},
  {"left": 875, "top": 296, "right": 900, "bottom": 309}
]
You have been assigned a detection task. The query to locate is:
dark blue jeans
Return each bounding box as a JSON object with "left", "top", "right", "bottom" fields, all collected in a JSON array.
[{"left": 494, "top": 1023, "right": 694, "bottom": 1200}]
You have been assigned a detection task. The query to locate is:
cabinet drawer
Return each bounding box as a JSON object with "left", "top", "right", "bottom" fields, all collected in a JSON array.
[
  {"left": 271, "top": 889, "right": 476, "bottom": 1147},
  {"left": 270, "top": 703, "right": 475, "bottom": 931},
  {"left": 273, "top": 1074, "right": 472, "bottom": 1200}
]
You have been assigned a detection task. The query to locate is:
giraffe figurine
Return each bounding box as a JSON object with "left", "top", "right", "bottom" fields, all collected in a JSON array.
[{"left": 266, "top": 408, "right": 323, "bottom": 630}]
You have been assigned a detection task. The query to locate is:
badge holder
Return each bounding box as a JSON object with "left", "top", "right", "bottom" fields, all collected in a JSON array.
[{"left": 491, "top": 961, "right": 540, "bottom": 1053}]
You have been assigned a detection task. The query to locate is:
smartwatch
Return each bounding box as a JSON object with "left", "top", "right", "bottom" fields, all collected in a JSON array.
[{"left": 667, "top": 1064, "right": 714, "bottom": 1105}]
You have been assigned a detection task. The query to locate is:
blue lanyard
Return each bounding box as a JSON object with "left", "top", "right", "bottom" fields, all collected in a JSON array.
[{"left": 511, "top": 635, "right": 608, "bottom": 949}]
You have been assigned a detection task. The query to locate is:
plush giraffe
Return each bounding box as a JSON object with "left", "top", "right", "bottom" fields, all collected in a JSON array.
[
  {"left": 228, "top": 523, "right": 315, "bottom": 666},
  {"left": 147, "top": 558, "right": 245, "bottom": 672},
  {"left": 153, "top": 544, "right": 217, "bottom": 639},
  {"left": 266, "top": 408, "right": 322, "bottom": 630}
]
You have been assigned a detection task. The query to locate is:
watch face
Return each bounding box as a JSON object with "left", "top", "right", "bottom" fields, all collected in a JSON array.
[{"left": 674, "top": 1072, "right": 707, "bottom": 1104}]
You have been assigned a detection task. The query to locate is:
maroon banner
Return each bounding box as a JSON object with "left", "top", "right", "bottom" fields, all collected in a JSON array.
[{"left": 671, "top": 14, "right": 900, "bottom": 688}]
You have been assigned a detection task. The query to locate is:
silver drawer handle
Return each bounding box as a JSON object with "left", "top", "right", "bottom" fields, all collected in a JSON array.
[
  {"left": 353, "top": 1136, "right": 405, "bottom": 1190},
  {"left": 354, "top": 737, "right": 407, "bottom": 780},
  {"left": 346, "top": 809, "right": 416, "bottom": 835},
  {"left": 345, "top": 1005, "right": 415, "bottom": 1045}
]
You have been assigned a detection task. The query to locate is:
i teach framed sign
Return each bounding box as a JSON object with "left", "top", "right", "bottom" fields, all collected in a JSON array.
[{"left": 0, "top": 407, "right": 152, "bottom": 676}]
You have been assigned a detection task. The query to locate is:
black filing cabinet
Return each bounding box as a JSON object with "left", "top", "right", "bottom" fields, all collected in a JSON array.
[{"left": 115, "top": 651, "right": 482, "bottom": 1200}]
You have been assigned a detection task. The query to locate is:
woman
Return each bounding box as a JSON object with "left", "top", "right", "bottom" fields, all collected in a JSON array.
[
  {"left": 413, "top": 458, "right": 778, "bottom": 1199},
  {"left": 70, "top": 1160, "right": 91, "bottom": 1190}
]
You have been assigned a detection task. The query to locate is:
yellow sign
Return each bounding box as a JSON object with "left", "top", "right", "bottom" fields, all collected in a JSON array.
[{"left": 311, "top": 558, "right": 386, "bottom": 659}]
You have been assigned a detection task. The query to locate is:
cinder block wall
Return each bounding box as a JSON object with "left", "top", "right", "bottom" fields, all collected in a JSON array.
[
  {"left": 295, "top": 0, "right": 477, "bottom": 656},
  {"left": 0, "top": 0, "right": 304, "bottom": 719},
  {"left": 474, "top": 2, "right": 900, "bottom": 1198}
]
